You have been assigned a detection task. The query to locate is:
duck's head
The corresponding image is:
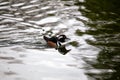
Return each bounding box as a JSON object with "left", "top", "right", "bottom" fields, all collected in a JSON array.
[{"left": 58, "top": 35, "right": 70, "bottom": 43}]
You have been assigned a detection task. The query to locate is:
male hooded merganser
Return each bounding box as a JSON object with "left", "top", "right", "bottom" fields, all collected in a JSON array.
[
  {"left": 43, "top": 35, "right": 71, "bottom": 55},
  {"left": 43, "top": 35, "right": 69, "bottom": 48}
]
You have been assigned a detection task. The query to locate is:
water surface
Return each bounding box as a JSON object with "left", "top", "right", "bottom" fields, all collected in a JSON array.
[{"left": 0, "top": 0, "right": 119, "bottom": 80}]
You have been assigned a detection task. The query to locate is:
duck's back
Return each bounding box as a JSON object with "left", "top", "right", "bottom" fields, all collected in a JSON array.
[{"left": 43, "top": 36, "right": 58, "bottom": 43}]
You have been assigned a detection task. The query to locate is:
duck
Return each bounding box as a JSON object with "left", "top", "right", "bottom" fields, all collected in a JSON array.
[
  {"left": 43, "top": 35, "right": 71, "bottom": 55},
  {"left": 43, "top": 35, "right": 69, "bottom": 48}
]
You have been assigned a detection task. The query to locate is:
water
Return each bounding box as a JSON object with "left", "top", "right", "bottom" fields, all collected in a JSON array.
[
  {"left": 0, "top": 0, "right": 119, "bottom": 80},
  {"left": 75, "top": 0, "right": 120, "bottom": 80}
]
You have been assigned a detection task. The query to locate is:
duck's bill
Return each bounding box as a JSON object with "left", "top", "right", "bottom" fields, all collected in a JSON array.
[{"left": 65, "top": 38, "right": 70, "bottom": 42}]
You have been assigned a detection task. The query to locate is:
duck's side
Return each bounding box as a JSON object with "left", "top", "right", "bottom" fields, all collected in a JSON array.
[{"left": 43, "top": 36, "right": 58, "bottom": 48}]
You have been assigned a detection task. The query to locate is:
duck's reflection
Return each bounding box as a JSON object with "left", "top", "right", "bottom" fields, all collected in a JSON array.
[{"left": 57, "top": 45, "right": 71, "bottom": 55}]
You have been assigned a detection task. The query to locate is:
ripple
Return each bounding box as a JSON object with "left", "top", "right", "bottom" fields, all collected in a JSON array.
[
  {"left": 0, "top": 56, "right": 15, "bottom": 60},
  {"left": 4, "top": 71, "right": 17, "bottom": 76},
  {"left": 8, "top": 59, "right": 23, "bottom": 64},
  {"left": 33, "top": 17, "right": 60, "bottom": 25},
  {"left": 0, "top": 2, "right": 9, "bottom": 6}
]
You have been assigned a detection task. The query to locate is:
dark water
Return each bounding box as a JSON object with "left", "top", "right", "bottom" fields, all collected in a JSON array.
[
  {"left": 75, "top": 0, "right": 120, "bottom": 80},
  {"left": 0, "top": 0, "right": 120, "bottom": 80}
]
